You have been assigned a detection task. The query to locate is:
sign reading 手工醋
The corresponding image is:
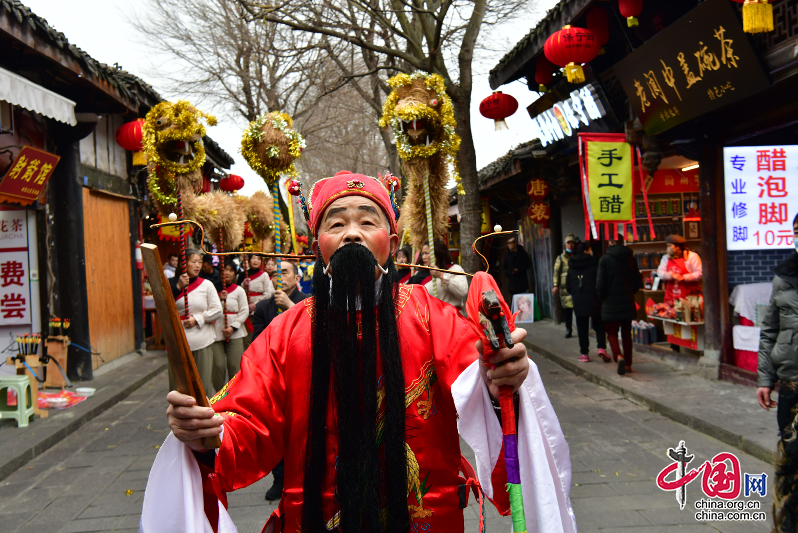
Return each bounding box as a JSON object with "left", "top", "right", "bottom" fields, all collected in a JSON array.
[{"left": 613, "top": 0, "right": 769, "bottom": 136}]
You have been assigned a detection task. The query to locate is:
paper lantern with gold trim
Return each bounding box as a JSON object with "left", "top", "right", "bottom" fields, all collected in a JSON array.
[
  {"left": 534, "top": 55, "right": 558, "bottom": 92},
  {"left": 479, "top": 92, "right": 519, "bottom": 131},
  {"left": 544, "top": 26, "right": 600, "bottom": 84},
  {"left": 219, "top": 174, "right": 245, "bottom": 192},
  {"left": 731, "top": 0, "right": 773, "bottom": 33},
  {"left": 115, "top": 119, "right": 147, "bottom": 166},
  {"left": 586, "top": 7, "right": 610, "bottom": 54},
  {"left": 618, "top": 0, "right": 642, "bottom": 27}
]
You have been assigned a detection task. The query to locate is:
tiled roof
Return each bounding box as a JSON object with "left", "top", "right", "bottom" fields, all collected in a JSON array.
[
  {"left": 478, "top": 140, "right": 541, "bottom": 185},
  {"left": 489, "top": 0, "right": 592, "bottom": 89},
  {"left": 1, "top": 1, "right": 234, "bottom": 165}
]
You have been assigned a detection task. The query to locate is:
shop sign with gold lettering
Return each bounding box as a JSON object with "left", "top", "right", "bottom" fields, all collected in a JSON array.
[
  {"left": 613, "top": 0, "right": 769, "bottom": 136},
  {"left": 0, "top": 146, "right": 60, "bottom": 205}
]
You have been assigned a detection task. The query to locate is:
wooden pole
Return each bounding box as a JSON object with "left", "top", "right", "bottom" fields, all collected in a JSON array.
[{"left": 141, "top": 243, "right": 221, "bottom": 449}]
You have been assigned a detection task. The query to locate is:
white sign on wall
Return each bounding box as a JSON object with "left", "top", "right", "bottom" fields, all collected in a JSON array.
[
  {"left": 724, "top": 145, "right": 798, "bottom": 251},
  {"left": 0, "top": 209, "right": 30, "bottom": 325},
  {"left": 528, "top": 84, "right": 606, "bottom": 147}
]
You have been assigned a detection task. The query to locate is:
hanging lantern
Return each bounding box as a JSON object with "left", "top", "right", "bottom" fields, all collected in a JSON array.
[
  {"left": 534, "top": 55, "right": 557, "bottom": 92},
  {"left": 586, "top": 7, "right": 610, "bottom": 55},
  {"left": 731, "top": 0, "right": 773, "bottom": 33},
  {"left": 479, "top": 92, "right": 519, "bottom": 131},
  {"left": 544, "top": 26, "right": 600, "bottom": 84},
  {"left": 618, "top": 0, "right": 642, "bottom": 27},
  {"left": 115, "top": 119, "right": 147, "bottom": 166},
  {"left": 219, "top": 174, "right": 245, "bottom": 192}
]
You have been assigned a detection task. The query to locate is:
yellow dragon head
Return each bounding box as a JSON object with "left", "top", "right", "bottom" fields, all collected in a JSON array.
[
  {"left": 143, "top": 100, "right": 216, "bottom": 177},
  {"left": 379, "top": 73, "right": 461, "bottom": 187}
]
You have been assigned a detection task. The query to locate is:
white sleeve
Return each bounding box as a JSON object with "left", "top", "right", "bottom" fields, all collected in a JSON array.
[
  {"left": 231, "top": 288, "right": 249, "bottom": 330},
  {"left": 657, "top": 256, "right": 671, "bottom": 280},
  {"left": 684, "top": 252, "right": 703, "bottom": 281},
  {"left": 264, "top": 273, "right": 275, "bottom": 299},
  {"left": 452, "top": 359, "right": 577, "bottom": 533},
  {"left": 445, "top": 267, "right": 469, "bottom": 301},
  {"left": 196, "top": 283, "right": 223, "bottom": 328}
]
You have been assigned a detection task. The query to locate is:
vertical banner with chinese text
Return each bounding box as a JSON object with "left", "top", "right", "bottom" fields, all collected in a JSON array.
[
  {"left": 0, "top": 209, "right": 30, "bottom": 325},
  {"left": 724, "top": 145, "right": 797, "bottom": 250},
  {"left": 579, "top": 132, "right": 655, "bottom": 241}
]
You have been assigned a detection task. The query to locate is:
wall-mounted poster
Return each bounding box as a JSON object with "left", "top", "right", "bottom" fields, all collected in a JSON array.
[{"left": 512, "top": 293, "right": 535, "bottom": 325}]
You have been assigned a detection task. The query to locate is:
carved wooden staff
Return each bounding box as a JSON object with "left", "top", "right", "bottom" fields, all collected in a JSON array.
[{"left": 141, "top": 243, "right": 220, "bottom": 449}]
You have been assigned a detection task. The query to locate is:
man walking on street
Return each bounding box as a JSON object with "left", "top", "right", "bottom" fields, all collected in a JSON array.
[
  {"left": 597, "top": 236, "right": 643, "bottom": 375},
  {"left": 566, "top": 242, "right": 608, "bottom": 363},
  {"left": 502, "top": 236, "right": 532, "bottom": 298},
  {"left": 250, "top": 260, "right": 308, "bottom": 501},
  {"left": 553, "top": 234, "right": 577, "bottom": 338}
]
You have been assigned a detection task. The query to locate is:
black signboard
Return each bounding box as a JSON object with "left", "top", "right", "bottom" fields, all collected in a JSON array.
[{"left": 614, "top": 0, "right": 770, "bottom": 136}]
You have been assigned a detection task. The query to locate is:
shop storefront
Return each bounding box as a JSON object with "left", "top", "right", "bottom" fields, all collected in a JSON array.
[{"left": 487, "top": 0, "right": 798, "bottom": 382}]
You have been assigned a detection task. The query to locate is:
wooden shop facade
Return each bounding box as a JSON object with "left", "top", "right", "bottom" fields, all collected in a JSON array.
[
  {"left": 0, "top": 2, "right": 233, "bottom": 381},
  {"left": 483, "top": 0, "right": 798, "bottom": 384}
]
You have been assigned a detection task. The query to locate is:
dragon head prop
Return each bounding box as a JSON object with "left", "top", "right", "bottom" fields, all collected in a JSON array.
[
  {"left": 143, "top": 100, "right": 216, "bottom": 177},
  {"left": 379, "top": 72, "right": 462, "bottom": 193},
  {"left": 241, "top": 111, "right": 305, "bottom": 185}
]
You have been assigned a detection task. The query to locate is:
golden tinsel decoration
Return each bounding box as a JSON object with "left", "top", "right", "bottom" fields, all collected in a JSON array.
[
  {"left": 182, "top": 191, "right": 245, "bottom": 251},
  {"left": 241, "top": 111, "right": 305, "bottom": 185},
  {"left": 233, "top": 191, "right": 274, "bottom": 242}
]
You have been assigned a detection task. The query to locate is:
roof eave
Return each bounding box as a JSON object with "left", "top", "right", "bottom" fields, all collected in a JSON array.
[{"left": 489, "top": 0, "right": 594, "bottom": 90}]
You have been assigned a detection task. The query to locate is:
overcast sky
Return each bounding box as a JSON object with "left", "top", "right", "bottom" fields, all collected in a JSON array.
[{"left": 21, "top": 0, "right": 558, "bottom": 196}]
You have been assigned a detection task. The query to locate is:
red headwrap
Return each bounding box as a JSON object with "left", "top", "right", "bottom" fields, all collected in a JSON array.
[{"left": 308, "top": 170, "right": 397, "bottom": 236}]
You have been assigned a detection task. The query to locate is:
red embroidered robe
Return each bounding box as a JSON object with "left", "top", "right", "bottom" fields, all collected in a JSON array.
[{"left": 205, "top": 284, "right": 510, "bottom": 532}]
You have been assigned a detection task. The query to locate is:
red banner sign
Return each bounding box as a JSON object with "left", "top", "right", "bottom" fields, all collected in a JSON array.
[{"left": 0, "top": 146, "right": 60, "bottom": 205}]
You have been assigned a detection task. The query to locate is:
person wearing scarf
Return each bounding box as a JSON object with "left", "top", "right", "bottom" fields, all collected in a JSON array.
[
  {"left": 169, "top": 249, "right": 223, "bottom": 396},
  {"left": 211, "top": 261, "right": 249, "bottom": 393},
  {"left": 395, "top": 245, "right": 413, "bottom": 284}
]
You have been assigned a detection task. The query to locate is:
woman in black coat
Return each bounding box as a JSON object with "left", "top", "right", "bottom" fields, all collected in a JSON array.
[
  {"left": 565, "top": 242, "right": 608, "bottom": 363},
  {"left": 597, "top": 236, "right": 643, "bottom": 375}
]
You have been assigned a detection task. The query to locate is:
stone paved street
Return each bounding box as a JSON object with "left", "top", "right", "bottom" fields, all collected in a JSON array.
[{"left": 0, "top": 350, "right": 775, "bottom": 532}]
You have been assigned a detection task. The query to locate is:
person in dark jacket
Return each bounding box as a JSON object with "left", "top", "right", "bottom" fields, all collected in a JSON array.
[
  {"left": 597, "top": 236, "right": 643, "bottom": 375},
  {"left": 249, "top": 260, "right": 308, "bottom": 502},
  {"left": 565, "top": 242, "right": 608, "bottom": 363},
  {"left": 502, "top": 236, "right": 532, "bottom": 297}
]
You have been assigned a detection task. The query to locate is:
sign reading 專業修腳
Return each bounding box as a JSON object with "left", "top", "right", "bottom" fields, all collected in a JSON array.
[
  {"left": 724, "top": 145, "right": 797, "bottom": 251},
  {"left": 587, "top": 141, "right": 634, "bottom": 221},
  {"left": 613, "top": 0, "right": 770, "bottom": 136},
  {"left": 0, "top": 146, "right": 60, "bottom": 205},
  {"left": 527, "top": 83, "right": 607, "bottom": 147},
  {"left": 0, "top": 209, "right": 30, "bottom": 325}
]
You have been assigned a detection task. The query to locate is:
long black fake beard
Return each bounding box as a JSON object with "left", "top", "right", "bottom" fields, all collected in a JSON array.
[{"left": 303, "top": 243, "right": 409, "bottom": 533}]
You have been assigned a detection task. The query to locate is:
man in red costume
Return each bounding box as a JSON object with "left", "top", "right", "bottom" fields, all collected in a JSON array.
[{"left": 141, "top": 171, "right": 576, "bottom": 533}]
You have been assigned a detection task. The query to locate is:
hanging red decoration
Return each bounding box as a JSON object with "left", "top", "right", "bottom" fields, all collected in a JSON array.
[
  {"left": 534, "top": 55, "right": 557, "bottom": 92},
  {"left": 730, "top": 0, "right": 773, "bottom": 33},
  {"left": 219, "top": 174, "right": 245, "bottom": 192},
  {"left": 526, "top": 179, "right": 549, "bottom": 200},
  {"left": 544, "top": 26, "right": 600, "bottom": 84},
  {"left": 479, "top": 92, "right": 519, "bottom": 131},
  {"left": 527, "top": 201, "right": 551, "bottom": 225},
  {"left": 618, "top": 0, "right": 642, "bottom": 28},
  {"left": 115, "top": 119, "right": 147, "bottom": 166},
  {"left": 586, "top": 7, "right": 610, "bottom": 55}
]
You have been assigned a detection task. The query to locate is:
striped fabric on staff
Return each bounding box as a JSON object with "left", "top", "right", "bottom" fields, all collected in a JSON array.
[
  {"left": 500, "top": 385, "right": 527, "bottom": 533},
  {"left": 271, "top": 182, "right": 283, "bottom": 314},
  {"left": 177, "top": 190, "right": 189, "bottom": 319},
  {"left": 422, "top": 171, "right": 438, "bottom": 296}
]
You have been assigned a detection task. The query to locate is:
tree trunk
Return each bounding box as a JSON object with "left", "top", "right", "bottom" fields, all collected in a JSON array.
[{"left": 450, "top": 87, "right": 481, "bottom": 274}]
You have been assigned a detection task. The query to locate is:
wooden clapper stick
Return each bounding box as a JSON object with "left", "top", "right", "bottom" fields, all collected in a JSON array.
[{"left": 141, "top": 243, "right": 221, "bottom": 449}]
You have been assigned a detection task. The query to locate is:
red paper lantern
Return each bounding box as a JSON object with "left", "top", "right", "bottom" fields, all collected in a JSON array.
[
  {"left": 115, "top": 119, "right": 147, "bottom": 166},
  {"left": 586, "top": 7, "right": 609, "bottom": 55},
  {"left": 730, "top": 0, "right": 773, "bottom": 33},
  {"left": 526, "top": 179, "right": 549, "bottom": 200},
  {"left": 544, "top": 26, "right": 600, "bottom": 84},
  {"left": 479, "top": 91, "right": 519, "bottom": 131},
  {"left": 219, "top": 174, "right": 245, "bottom": 192},
  {"left": 618, "top": 0, "right": 642, "bottom": 28},
  {"left": 534, "top": 55, "right": 558, "bottom": 92}
]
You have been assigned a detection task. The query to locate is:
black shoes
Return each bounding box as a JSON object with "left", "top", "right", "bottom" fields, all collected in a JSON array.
[
  {"left": 265, "top": 478, "right": 284, "bottom": 501},
  {"left": 617, "top": 357, "right": 626, "bottom": 376},
  {"left": 565, "top": 330, "right": 573, "bottom": 338}
]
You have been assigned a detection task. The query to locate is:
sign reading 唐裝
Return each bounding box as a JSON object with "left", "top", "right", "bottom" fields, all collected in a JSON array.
[
  {"left": 724, "top": 145, "right": 797, "bottom": 251},
  {"left": 613, "top": 0, "right": 770, "bottom": 136}
]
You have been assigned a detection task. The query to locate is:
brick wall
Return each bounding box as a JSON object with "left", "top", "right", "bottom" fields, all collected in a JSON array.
[{"left": 727, "top": 249, "right": 793, "bottom": 287}]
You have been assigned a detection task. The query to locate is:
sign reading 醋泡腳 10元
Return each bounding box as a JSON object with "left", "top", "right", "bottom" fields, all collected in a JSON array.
[
  {"left": 527, "top": 83, "right": 607, "bottom": 147},
  {"left": 613, "top": 0, "right": 770, "bottom": 136},
  {"left": 724, "top": 145, "right": 798, "bottom": 251},
  {"left": 0, "top": 210, "right": 31, "bottom": 325},
  {"left": 0, "top": 146, "right": 60, "bottom": 205}
]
